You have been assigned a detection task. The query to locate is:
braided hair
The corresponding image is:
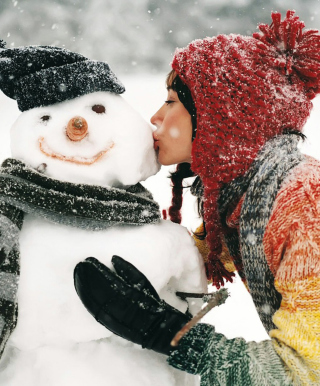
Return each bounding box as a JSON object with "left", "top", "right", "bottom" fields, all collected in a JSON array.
[{"left": 166, "top": 70, "right": 206, "bottom": 239}]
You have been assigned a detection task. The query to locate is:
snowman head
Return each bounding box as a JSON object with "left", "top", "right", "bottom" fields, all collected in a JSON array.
[
  {"left": 0, "top": 42, "right": 159, "bottom": 187},
  {"left": 10, "top": 92, "right": 159, "bottom": 187}
]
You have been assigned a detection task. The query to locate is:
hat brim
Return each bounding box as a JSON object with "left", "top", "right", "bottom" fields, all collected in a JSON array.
[{"left": 15, "top": 60, "right": 125, "bottom": 111}]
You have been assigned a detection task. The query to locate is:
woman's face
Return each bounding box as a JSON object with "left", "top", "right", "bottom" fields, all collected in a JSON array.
[{"left": 150, "top": 89, "right": 193, "bottom": 166}]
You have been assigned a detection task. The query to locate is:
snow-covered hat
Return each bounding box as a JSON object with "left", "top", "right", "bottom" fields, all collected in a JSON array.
[
  {"left": 172, "top": 10, "right": 320, "bottom": 287},
  {"left": 0, "top": 40, "right": 125, "bottom": 111}
]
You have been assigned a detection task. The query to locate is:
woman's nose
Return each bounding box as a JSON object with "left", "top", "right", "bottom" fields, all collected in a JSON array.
[
  {"left": 66, "top": 116, "right": 88, "bottom": 141},
  {"left": 150, "top": 113, "right": 157, "bottom": 127},
  {"left": 150, "top": 107, "right": 163, "bottom": 127}
]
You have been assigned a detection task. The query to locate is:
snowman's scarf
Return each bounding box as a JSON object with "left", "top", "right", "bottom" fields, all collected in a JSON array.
[{"left": 0, "top": 157, "right": 161, "bottom": 359}]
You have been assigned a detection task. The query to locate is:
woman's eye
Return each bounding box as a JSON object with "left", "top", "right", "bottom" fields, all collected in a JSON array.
[
  {"left": 165, "top": 100, "right": 174, "bottom": 105},
  {"left": 40, "top": 115, "right": 51, "bottom": 122},
  {"left": 92, "top": 104, "right": 106, "bottom": 114}
]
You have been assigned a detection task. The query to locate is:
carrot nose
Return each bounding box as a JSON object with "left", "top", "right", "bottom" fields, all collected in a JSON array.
[{"left": 66, "top": 116, "right": 88, "bottom": 141}]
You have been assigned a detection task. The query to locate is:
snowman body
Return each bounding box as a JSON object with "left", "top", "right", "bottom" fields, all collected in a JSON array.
[{"left": 0, "top": 91, "right": 207, "bottom": 386}]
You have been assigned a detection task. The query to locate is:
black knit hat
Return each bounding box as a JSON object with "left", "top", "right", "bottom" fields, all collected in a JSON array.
[{"left": 0, "top": 40, "right": 125, "bottom": 111}]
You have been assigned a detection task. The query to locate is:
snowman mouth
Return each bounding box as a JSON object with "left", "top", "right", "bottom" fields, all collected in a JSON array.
[{"left": 38, "top": 137, "right": 115, "bottom": 165}]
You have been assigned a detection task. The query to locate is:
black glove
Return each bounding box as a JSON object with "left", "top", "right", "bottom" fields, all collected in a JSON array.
[{"left": 74, "top": 256, "right": 191, "bottom": 356}]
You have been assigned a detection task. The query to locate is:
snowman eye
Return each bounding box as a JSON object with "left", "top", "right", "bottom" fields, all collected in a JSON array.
[
  {"left": 41, "top": 115, "right": 51, "bottom": 122},
  {"left": 92, "top": 104, "right": 106, "bottom": 114}
]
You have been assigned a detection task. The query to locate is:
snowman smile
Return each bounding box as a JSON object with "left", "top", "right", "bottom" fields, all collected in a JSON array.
[{"left": 38, "top": 137, "right": 115, "bottom": 165}]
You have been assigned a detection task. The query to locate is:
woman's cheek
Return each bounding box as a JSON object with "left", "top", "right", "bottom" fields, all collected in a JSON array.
[{"left": 169, "top": 127, "right": 180, "bottom": 139}]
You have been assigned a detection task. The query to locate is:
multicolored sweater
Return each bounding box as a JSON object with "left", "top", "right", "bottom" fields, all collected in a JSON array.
[{"left": 168, "top": 135, "right": 320, "bottom": 385}]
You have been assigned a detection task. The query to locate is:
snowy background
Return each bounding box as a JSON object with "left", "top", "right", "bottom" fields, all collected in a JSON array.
[
  {"left": 0, "top": 0, "right": 320, "bottom": 347},
  {"left": 1, "top": 0, "right": 320, "bottom": 75}
]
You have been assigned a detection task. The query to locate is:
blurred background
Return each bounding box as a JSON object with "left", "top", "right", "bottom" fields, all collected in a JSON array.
[
  {"left": 1, "top": 0, "right": 320, "bottom": 76},
  {"left": 0, "top": 0, "right": 320, "bottom": 342}
]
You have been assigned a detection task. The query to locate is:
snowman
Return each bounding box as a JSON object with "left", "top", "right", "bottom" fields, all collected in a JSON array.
[{"left": 0, "top": 42, "right": 207, "bottom": 385}]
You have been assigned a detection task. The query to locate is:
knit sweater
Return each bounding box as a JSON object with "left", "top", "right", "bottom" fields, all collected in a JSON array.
[{"left": 168, "top": 150, "right": 320, "bottom": 385}]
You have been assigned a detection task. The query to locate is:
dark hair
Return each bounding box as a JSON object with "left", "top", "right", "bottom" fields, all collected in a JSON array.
[
  {"left": 166, "top": 70, "right": 205, "bottom": 238},
  {"left": 282, "top": 128, "right": 307, "bottom": 140},
  {"left": 166, "top": 70, "right": 197, "bottom": 140},
  {"left": 166, "top": 69, "right": 177, "bottom": 89},
  {"left": 168, "top": 163, "right": 206, "bottom": 240},
  {"left": 168, "top": 163, "right": 194, "bottom": 224}
]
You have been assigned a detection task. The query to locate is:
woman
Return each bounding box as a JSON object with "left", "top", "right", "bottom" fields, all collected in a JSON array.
[{"left": 74, "top": 10, "right": 320, "bottom": 385}]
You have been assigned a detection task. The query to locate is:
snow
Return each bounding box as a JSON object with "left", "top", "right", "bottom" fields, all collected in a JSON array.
[
  {"left": 0, "top": 338, "right": 197, "bottom": 386},
  {"left": 169, "top": 127, "right": 180, "bottom": 138},
  {"left": 0, "top": 215, "right": 205, "bottom": 385},
  {"left": 0, "top": 74, "right": 320, "bottom": 384},
  {"left": 11, "top": 217, "right": 205, "bottom": 347}
]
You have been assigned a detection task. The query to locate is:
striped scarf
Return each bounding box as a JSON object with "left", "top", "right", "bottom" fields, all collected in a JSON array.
[
  {"left": 219, "top": 133, "right": 304, "bottom": 332},
  {"left": 0, "top": 158, "right": 160, "bottom": 358}
]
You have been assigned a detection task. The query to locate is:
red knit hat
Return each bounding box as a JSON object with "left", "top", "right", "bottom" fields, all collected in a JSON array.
[{"left": 172, "top": 10, "right": 320, "bottom": 288}]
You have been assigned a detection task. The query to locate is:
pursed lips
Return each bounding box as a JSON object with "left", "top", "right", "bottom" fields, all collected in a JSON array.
[
  {"left": 152, "top": 133, "right": 159, "bottom": 151},
  {"left": 153, "top": 140, "right": 159, "bottom": 151}
]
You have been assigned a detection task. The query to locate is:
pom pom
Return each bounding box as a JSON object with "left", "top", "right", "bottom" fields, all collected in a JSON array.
[{"left": 253, "top": 10, "right": 320, "bottom": 99}]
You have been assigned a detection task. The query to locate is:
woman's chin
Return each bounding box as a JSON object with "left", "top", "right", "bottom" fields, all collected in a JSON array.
[
  {"left": 157, "top": 154, "right": 173, "bottom": 166},
  {"left": 157, "top": 149, "right": 192, "bottom": 166}
]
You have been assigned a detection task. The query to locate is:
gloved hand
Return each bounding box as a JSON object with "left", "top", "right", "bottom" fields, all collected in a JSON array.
[{"left": 74, "top": 256, "right": 191, "bottom": 356}]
